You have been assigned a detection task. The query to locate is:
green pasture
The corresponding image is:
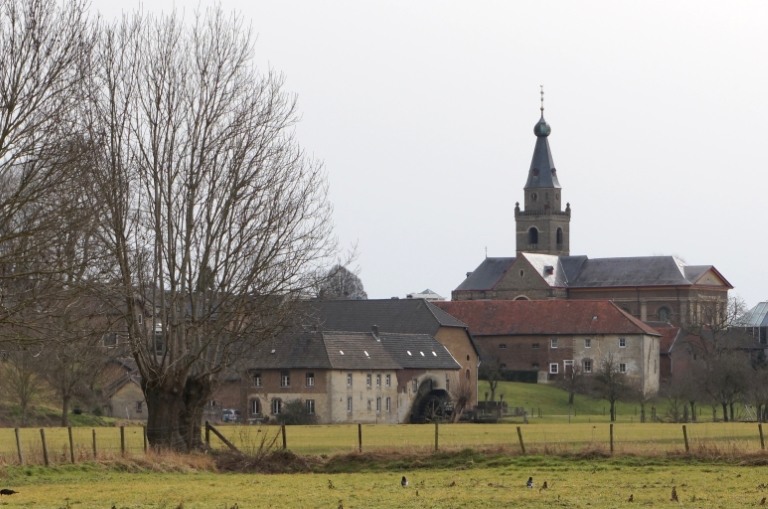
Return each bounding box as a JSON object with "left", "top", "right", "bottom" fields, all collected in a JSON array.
[{"left": 2, "top": 456, "right": 768, "bottom": 508}]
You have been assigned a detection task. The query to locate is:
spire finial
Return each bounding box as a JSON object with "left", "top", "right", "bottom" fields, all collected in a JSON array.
[{"left": 539, "top": 85, "right": 544, "bottom": 116}]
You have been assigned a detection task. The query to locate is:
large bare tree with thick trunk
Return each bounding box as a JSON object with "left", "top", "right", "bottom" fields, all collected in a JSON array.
[{"left": 82, "top": 8, "right": 334, "bottom": 450}]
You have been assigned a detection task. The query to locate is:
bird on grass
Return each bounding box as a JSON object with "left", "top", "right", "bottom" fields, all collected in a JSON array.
[
  {"left": 0, "top": 489, "right": 17, "bottom": 496},
  {"left": 401, "top": 476, "right": 409, "bottom": 487},
  {"left": 627, "top": 494, "right": 634, "bottom": 502},
  {"left": 760, "top": 497, "right": 766, "bottom": 506},
  {"left": 539, "top": 481, "right": 548, "bottom": 492},
  {"left": 671, "top": 486, "right": 678, "bottom": 502},
  {"left": 526, "top": 477, "right": 534, "bottom": 489}
]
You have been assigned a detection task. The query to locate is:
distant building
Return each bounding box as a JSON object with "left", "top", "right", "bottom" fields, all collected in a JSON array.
[
  {"left": 436, "top": 299, "right": 661, "bottom": 396},
  {"left": 406, "top": 289, "right": 445, "bottom": 301},
  {"left": 452, "top": 97, "right": 731, "bottom": 327}
]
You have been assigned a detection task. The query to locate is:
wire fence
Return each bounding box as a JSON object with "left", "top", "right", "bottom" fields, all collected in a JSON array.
[{"left": 2, "top": 421, "right": 768, "bottom": 466}]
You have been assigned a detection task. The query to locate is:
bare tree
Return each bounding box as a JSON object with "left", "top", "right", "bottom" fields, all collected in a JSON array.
[
  {"left": 0, "top": 0, "right": 94, "bottom": 329},
  {"left": 316, "top": 265, "right": 367, "bottom": 300},
  {"left": 82, "top": 8, "right": 335, "bottom": 450},
  {"left": 449, "top": 372, "right": 473, "bottom": 423},
  {"left": 0, "top": 341, "right": 47, "bottom": 425},
  {"left": 591, "top": 354, "right": 631, "bottom": 422}
]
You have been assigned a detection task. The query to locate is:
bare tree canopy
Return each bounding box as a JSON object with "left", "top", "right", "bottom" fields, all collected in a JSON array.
[
  {"left": 81, "top": 7, "right": 335, "bottom": 449},
  {"left": 0, "top": 0, "right": 95, "bottom": 328},
  {"left": 316, "top": 265, "right": 367, "bottom": 300}
]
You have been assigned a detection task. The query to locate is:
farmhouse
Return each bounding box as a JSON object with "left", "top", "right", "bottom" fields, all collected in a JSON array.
[
  {"left": 241, "top": 328, "right": 461, "bottom": 424},
  {"left": 435, "top": 299, "right": 662, "bottom": 396}
]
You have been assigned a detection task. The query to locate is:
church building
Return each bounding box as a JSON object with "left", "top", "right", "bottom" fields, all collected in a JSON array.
[{"left": 452, "top": 93, "right": 731, "bottom": 328}]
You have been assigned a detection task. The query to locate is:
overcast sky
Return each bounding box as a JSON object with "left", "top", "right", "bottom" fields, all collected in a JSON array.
[{"left": 91, "top": 1, "right": 768, "bottom": 308}]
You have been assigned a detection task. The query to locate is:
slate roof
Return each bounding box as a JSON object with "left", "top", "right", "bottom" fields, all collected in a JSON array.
[
  {"left": 297, "top": 299, "right": 467, "bottom": 334},
  {"left": 454, "top": 255, "right": 731, "bottom": 292},
  {"left": 739, "top": 302, "right": 768, "bottom": 328},
  {"left": 434, "top": 300, "right": 660, "bottom": 337},
  {"left": 249, "top": 330, "right": 460, "bottom": 371}
]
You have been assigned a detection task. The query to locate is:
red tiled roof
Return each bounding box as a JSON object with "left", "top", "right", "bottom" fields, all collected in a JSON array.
[
  {"left": 434, "top": 300, "right": 660, "bottom": 337},
  {"left": 645, "top": 322, "right": 681, "bottom": 353}
]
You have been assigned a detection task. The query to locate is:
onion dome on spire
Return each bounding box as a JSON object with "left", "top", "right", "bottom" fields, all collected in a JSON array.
[{"left": 525, "top": 85, "right": 560, "bottom": 189}]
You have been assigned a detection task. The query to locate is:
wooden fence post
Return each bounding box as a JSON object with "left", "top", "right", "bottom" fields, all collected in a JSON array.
[
  {"left": 358, "top": 423, "right": 362, "bottom": 453},
  {"left": 14, "top": 428, "right": 24, "bottom": 465},
  {"left": 516, "top": 426, "right": 526, "bottom": 455},
  {"left": 682, "top": 425, "right": 690, "bottom": 453},
  {"left": 40, "top": 428, "right": 49, "bottom": 467},
  {"left": 92, "top": 429, "right": 97, "bottom": 458},
  {"left": 434, "top": 421, "right": 439, "bottom": 451},
  {"left": 609, "top": 423, "right": 614, "bottom": 454},
  {"left": 68, "top": 427, "right": 75, "bottom": 463},
  {"left": 143, "top": 425, "right": 148, "bottom": 453},
  {"left": 281, "top": 424, "right": 287, "bottom": 450},
  {"left": 759, "top": 423, "right": 765, "bottom": 451},
  {"left": 120, "top": 426, "right": 126, "bottom": 456}
]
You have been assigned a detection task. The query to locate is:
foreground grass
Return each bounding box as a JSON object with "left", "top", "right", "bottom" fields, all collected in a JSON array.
[{"left": 2, "top": 453, "right": 768, "bottom": 508}]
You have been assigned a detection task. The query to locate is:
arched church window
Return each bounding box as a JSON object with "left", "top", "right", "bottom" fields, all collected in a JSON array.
[
  {"left": 528, "top": 227, "right": 538, "bottom": 245},
  {"left": 556, "top": 228, "right": 563, "bottom": 247},
  {"left": 658, "top": 306, "right": 671, "bottom": 322},
  {"left": 531, "top": 192, "right": 538, "bottom": 202}
]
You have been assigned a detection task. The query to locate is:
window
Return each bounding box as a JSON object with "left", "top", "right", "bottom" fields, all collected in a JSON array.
[
  {"left": 532, "top": 342, "right": 540, "bottom": 349},
  {"left": 583, "top": 359, "right": 592, "bottom": 373},
  {"left": 619, "top": 338, "right": 626, "bottom": 348},
  {"left": 549, "top": 363, "right": 559, "bottom": 374},
  {"left": 499, "top": 343, "right": 507, "bottom": 349},
  {"left": 550, "top": 338, "right": 558, "bottom": 349},
  {"left": 366, "top": 374, "right": 372, "bottom": 387},
  {"left": 658, "top": 306, "right": 671, "bottom": 322},
  {"left": 376, "top": 374, "right": 381, "bottom": 387},
  {"left": 280, "top": 371, "right": 290, "bottom": 387},
  {"left": 367, "top": 399, "right": 372, "bottom": 411},
  {"left": 153, "top": 331, "right": 165, "bottom": 355},
  {"left": 271, "top": 398, "right": 282, "bottom": 415},
  {"left": 528, "top": 227, "right": 539, "bottom": 245},
  {"left": 347, "top": 397, "right": 352, "bottom": 413},
  {"left": 347, "top": 373, "right": 353, "bottom": 387},
  {"left": 102, "top": 333, "right": 118, "bottom": 348},
  {"left": 305, "top": 372, "right": 315, "bottom": 387},
  {"left": 305, "top": 399, "right": 315, "bottom": 415},
  {"left": 584, "top": 338, "right": 592, "bottom": 349},
  {"left": 564, "top": 360, "right": 574, "bottom": 369},
  {"left": 619, "top": 363, "right": 627, "bottom": 373},
  {"left": 376, "top": 397, "right": 381, "bottom": 413},
  {"left": 386, "top": 397, "right": 391, "bottom": 412},
  {"left": 250, "top": 398, "right": 262, "bottom": 415},
  {"left": 137, "top": 314, "right": 143, "bottom": 325},
  {"left": 252, "top": 373, "right": 262, "bottom": 387},
  {"left": 135, "top": 401, "right": 143, "bottom": 413},
  {"left": 385, "top": 374, "right": 391, "bottom": 387},
  {"left": 556, "top": 227, "right": 563, "bottom": 247}
]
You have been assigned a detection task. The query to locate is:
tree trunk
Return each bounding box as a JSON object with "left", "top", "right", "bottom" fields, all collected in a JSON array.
[
  {"left": 180, "top": 376, "right": 213, "bottom": 450},
  {"left": 721, "top": 402, "right": 729, "bottom": 422},
  {"left": 689, "top": 401, "right": 696, "bottom": 422},
  {"left": 609, "top": 400, "right": 616, "bottom": 422},
  {"left": 61, "top": 394, "right": 71, "bottom": 427},
  {"left": 144, "top": 383, "right": 189, "bottom": 451}
]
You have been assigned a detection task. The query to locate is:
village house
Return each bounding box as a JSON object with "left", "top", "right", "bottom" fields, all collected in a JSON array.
[
  {"left": 435, "top": 299, "right": 662, "bottom": 397},
  {"left": 240, "top": 329, "right": 461, "bottom": 424}
]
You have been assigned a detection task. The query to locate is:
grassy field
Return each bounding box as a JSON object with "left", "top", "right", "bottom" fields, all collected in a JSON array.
[{"left": 2, "top": 454, "right": 768, "bottom": 508}]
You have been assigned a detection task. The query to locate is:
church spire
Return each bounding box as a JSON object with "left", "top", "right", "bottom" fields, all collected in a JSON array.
[
  {"left": 526, "top": 85, "right": 559, "bottom": 189},
  {"left": 515, "top": 87, "right": 570, "bottom": 256}
]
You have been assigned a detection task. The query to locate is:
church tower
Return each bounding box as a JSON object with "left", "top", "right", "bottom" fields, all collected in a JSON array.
[{"left": 514, "top": 88, "right": 571, "bottom": 256}]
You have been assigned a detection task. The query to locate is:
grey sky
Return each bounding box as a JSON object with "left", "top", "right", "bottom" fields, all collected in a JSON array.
[{"left": 91, "top": 1, "right": 768, "bottom": 307}]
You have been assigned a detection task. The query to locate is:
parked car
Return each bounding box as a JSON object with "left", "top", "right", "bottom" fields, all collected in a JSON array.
[{"left": 221, "top": 408, "right": 241, "bottom": 423}]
